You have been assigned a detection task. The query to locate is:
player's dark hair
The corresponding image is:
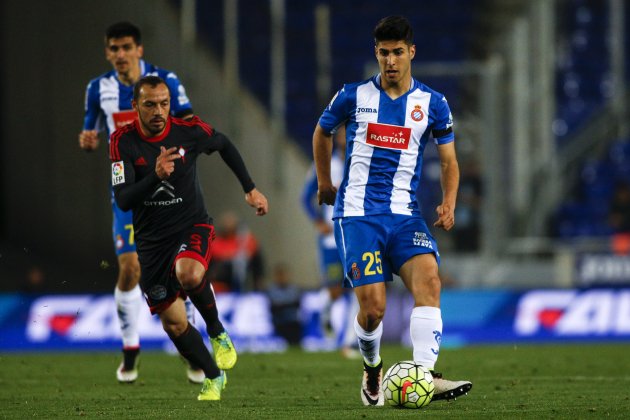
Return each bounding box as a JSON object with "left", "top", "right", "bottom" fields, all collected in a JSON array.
[
  {"left": 373, "top": 16, "right": 414, "bottom": 45},
  {"left": 133, "top": 75, "right": 168, "bottom": 101},
  {"left": 105, "top": 21, "right": 142, "bottom": 45}
]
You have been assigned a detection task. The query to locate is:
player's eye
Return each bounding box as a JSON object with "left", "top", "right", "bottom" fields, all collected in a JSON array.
[
  {"left": 109, "top": 46, "right": 119, "bottom": 53},
  {"left": 122, "top": 44, "right": 133, "bottom": 51}
]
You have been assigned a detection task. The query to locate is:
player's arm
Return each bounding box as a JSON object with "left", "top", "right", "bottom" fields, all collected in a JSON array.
[
  {"left": 301, "top": 168, "right": 320, "bottom": 220},
  {"left": 301, "top": 167, "right": 331, "bottom": 234},
  {"left": 434, "top": 141, "right": 459, "bottom": 231},
  {"left": 112, "top": 146, "right": 180, "bottom": 211},
  {"left": 313, "top": 123, "right": 336, "bottom": 206},
  {"left": 79, "top": 80, "right": 102, "bottom": 151},
  {"left": 206, "top": 130, "right": 268, "bottom": 216},
  {"left": 314, "top": 86, "right": 349, "bottom": 206}
]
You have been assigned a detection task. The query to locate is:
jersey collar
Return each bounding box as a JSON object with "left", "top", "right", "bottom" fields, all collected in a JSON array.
[{"left": 373, "top": 74, "right": 417, "bottom": 97}]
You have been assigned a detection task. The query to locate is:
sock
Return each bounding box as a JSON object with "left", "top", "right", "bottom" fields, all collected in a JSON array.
[
  {"left": 114, "top": 285, "right": 142, "bottom": 349},
  {"left": 341, "top": 293, "right": 360, "bottom": 348},
  {"left": 183, "top": 298, "right": 202, "bottom": 370},
  {"left": 170, "top": 323, "right": 220, "bottom": 379},
  {"left": 185, "top": 298, "right": 196, "bottom": 325},
  {"left": 319, "top": 288, "right": 332, "bottom": 334},
  {"left": 186, "top": 277, "right": 225, "bottom": 338},
  {"left": 122, "top": 347, "right": 139, "bottom": 371},
  {"left": 354, "top": 316, "right": 382, "bottom": 366},
  {"left": 410, "top": 306, "right": 443, "bottom": 369}
]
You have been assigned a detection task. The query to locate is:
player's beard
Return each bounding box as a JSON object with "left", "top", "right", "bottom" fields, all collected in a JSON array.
[{"left": 140, "top": 116, "right": 166, "bottom": 136}]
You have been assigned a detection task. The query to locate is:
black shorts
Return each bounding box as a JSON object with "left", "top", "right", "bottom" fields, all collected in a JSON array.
[{"left": 137, "top": 223, "right": 215, "bottom": 314}]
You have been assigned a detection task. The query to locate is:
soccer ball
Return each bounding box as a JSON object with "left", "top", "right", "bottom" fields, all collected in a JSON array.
[{"left": 382, "top": 361, "right": 434, "bottom": 408}]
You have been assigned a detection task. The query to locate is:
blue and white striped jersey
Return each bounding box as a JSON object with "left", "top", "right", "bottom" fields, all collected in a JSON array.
[
  {"left": 83, "top": 60, "right": 192, "bottom": 137},
  {"left": 318, "top": 75, "right": 454, "bottom": 218}
]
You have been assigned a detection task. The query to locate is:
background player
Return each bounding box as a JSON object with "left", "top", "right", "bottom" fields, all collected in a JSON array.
[
  {"left": 301, "top": 127, "right": 359, "bottom": 358},
  {"left": 313, "top": 15, "right": 472, "bottom": 406},
  {"left": 110, "top": 75, "right": 268, "bottom": 400},
  {"left": 78, "top": 21, "right": 203, "bottom": 383}
]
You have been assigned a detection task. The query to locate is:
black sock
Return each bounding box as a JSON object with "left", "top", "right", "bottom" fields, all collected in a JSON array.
[
  {"left": 186, "top": 277, "right": 225, "bottom": 338},
  {"left": 122, "top": 348, "right": 139, "bottom": 370},
  {"left": 170, "top": 323, "right": 220, "bottom": 379}
]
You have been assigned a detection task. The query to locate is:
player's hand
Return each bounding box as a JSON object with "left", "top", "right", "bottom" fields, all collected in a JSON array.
[
  {"left": 155, "top": 146, "right": 181, "bottom": 179},
  {"left": 79, "top": 130, "right": 99, "bottom": 151},
  {"left": 317, "top": 183, "right": 337, "bottom": 205},
  {"left": 245, "top": 188, "right": 268, "bottom": 216},
  {"left": 315, "top": 220, "right": 333, "bottom": 235},
  {"left": 434, "top": 203, "right": 455, "bottom": 231}
]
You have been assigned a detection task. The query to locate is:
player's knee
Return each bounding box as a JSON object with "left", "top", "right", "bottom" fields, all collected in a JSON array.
[
  {"left": 176, "top": 268, "right": 203, "bottom": 290},
  {"left": 117, "top": 261, "right": 140, "bottom": 289},
  {"left": 162, "top": 319, "right": 188, "bottom": 338},
  {"left": 416, "top": 273, "right": 441, "bottom": 306},
  {"left": 363, "top": 307, "right": 385, "bottom": 328},
  {"left": 426, "top": 273, "right": 441, "bottom": 296}
]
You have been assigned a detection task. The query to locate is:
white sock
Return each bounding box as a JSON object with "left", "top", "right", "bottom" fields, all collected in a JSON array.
[
  {"left": 341, "top": 294, "right": 360, "bottom": 348},
  {"left": 410, "top": 306, "right": 442, "bottom": 369},
  {"left": 319, "top": 288, "right": 333, "bottom": 333},
  {"left": 319, "top": 287, "right": 332, "bottom": 307},
  {"left": 185, "top": 298, "right": 196, "bottom": 325},
  {"left": 354, "top": 316, "right": 382, "bottom": 366},
  {"left": 114, "top": 285, "right": 142, "bottom": 349}
]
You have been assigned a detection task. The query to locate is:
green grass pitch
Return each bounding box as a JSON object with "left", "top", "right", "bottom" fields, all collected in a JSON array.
[{"left": 1, "top": 343, "right": 629, "bottom": 418}]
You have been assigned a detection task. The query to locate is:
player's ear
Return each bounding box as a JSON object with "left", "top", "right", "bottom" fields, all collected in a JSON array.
[
  {"left": 409, "top": 44, "right": 416, "bottom": 60},
  {"left": 137, "top": 44, "right": 144, "bottom": 58}
]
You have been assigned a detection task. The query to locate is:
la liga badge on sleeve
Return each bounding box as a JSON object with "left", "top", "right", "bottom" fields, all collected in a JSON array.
[{"left": 112, "top": 161, "right": 125, "bottom": 185}]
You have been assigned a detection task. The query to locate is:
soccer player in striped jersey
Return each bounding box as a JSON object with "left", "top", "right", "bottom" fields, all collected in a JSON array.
[
  {"left": 78, "top": 22, "right": 205, "bottom": 384},
  {"left": 110, "top": 75, "right": 268, "bottom": 400},
  {"left": 313, "top": 15, "right": 472, "bottom": 406}
]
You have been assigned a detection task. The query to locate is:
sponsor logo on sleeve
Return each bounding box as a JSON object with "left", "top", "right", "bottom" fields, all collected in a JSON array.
[
  {"left": 366, "top": 122, "right": 411, "bottom": 150},
  {"left": 112, "top": 161, "right": 125, "bottom": 185}
]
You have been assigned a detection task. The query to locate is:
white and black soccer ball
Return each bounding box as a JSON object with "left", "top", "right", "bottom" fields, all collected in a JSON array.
[{"left": 382, "top": 361, "right": 434, "bottom": 408}]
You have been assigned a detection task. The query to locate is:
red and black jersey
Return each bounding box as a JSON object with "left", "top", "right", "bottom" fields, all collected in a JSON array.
[{"left": 109, "top": 115, "right": 255, "bottom": 244}]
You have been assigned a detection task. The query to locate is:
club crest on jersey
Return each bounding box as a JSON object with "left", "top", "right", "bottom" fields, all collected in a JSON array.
[
  {"left": 410, "top": 105, "right": 424, "bottom": 122},
  {"left": 351, "top": 262, "right": 361, "bottom": 280},
  {"left": 366, "top": 122, "right": 411, "bottom": 150},
  {"left": 178, "top": 146, "right": 186, "bottom": 164},
  {"left": 149, "top": 285, "right": 167, "bottom": 300},
  {"left": 112, "top": 161, "right": 125, "bottom": 185},
  {"left": 115, "top": 234, "right": 124, "bottom": 250}
]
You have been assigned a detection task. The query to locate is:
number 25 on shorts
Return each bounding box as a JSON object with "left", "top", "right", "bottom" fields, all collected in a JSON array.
[{"left": 362, "top": 251, "right": 382, "bottom": 275}]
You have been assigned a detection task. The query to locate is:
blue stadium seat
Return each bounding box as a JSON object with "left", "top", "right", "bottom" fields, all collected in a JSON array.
[
  {"left": 184, "top": 0, "right": 475, "bottom": 156},
  {"left": 555, "top": 139, "right": 630, "bottom": 238}
]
